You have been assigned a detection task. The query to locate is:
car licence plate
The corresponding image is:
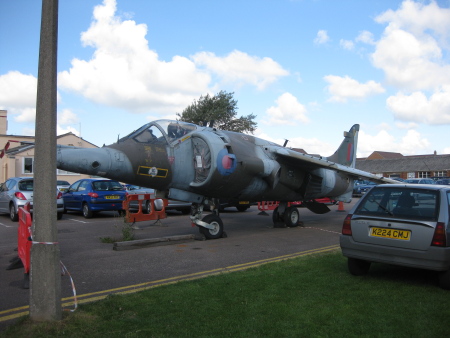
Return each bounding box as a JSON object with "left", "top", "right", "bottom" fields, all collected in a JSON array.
[
  {"left": 105, "top": 196, "right": 120, "bottom": 199},
  {"left": 369, "top": 227, "right": 411, "bottom": 240},
  {"left": 239, "top": 201, "right": 249, "bottom": 205}
]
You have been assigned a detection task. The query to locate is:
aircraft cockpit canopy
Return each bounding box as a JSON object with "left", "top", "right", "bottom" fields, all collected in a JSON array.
[{"left": 122, "top": 120, "right": 198, "bottom": 145}]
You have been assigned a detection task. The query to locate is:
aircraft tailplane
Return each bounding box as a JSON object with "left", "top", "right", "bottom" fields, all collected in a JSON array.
[{"left": 326, "top": 124, "right": 359, "bottom": 168}]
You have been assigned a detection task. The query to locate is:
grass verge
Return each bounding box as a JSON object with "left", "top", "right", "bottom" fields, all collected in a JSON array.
[{"left": 2, "top": 250, "right": 449, "bottom": 337}]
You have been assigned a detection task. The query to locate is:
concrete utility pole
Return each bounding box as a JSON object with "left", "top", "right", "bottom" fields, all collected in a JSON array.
[{"left": 29, "top": 0, "right": 61, "bottom": 321}]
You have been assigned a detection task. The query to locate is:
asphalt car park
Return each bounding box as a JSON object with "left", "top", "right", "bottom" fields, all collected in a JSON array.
[{"left": 2, "top": 196, "right": 446, "bottom": 330}]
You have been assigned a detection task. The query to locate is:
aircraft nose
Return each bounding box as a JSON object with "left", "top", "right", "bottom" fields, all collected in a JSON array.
[{"left": 56, "top": 146, "right": 134, "bottom": 182}]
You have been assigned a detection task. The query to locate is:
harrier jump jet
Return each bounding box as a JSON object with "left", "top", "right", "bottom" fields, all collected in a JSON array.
[{"left": 56, "top": 120, "right": 395, "bottom": 239}]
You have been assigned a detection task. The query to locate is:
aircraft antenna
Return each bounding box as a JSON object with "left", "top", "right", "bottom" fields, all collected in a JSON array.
[{"left": 283, "top": 139, "right": 289, "bottom": 147}]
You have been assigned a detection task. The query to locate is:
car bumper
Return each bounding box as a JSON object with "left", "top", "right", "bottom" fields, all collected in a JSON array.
[
  {"left": 17, "top": 202, "right": 64, "bottom": 213},
  {"left": 340, "top": 235, "right": 450, "bottom": 271},
  {"left": 89, "top": 201, "right": 124, "bottom": 211}
]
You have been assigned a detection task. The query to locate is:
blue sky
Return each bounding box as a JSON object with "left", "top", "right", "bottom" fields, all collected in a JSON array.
[{"left": 1, "top": 0, "right": 449, "bottom": 156}]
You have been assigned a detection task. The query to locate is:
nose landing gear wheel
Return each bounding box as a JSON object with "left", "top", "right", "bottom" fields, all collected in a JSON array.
[{"left": 199, "top": 214, "right": 224, "bottom": 239}]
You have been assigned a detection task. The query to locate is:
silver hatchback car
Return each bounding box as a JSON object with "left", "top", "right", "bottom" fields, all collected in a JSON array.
[
  {"left": 0, "top": 177, "right": 64, "bottom": 221},
  {"left": 340, "top": 184, "right": 450, "bottom": 289}
]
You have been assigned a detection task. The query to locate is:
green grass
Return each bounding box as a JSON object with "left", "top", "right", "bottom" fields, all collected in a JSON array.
[{"left": 3, "top": 251, "right": 449, "bottom": 337}]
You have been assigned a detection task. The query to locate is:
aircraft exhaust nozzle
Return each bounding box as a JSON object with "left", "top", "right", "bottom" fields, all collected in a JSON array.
[{"left": 56, "top": 145, "right": 134, "bottom": 182}]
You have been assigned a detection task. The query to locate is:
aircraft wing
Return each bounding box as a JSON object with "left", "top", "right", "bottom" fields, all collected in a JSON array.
[{"left": 266, "top": 146, "right": 398, "bottom": 184}]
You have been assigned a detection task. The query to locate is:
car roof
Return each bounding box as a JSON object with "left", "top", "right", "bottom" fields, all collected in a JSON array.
[
  {"left": 373, "top": 183, "right": 450, "bottom": 191},
  {"left": 79, "top": 178, "right": 118, "bottom": 182}
]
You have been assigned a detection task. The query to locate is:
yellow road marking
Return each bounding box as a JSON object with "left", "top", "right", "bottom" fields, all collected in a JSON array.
[{"left": 0, "top": 245, "right": 339, "bottom": 323}]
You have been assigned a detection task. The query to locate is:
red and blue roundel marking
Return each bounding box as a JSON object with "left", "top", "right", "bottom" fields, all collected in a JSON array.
[
  {"left": 347, "top": 143, "right": 354, "bottom": 163},
  {"left": 217, "top": 148, "right": 237, "bottom": 176}
]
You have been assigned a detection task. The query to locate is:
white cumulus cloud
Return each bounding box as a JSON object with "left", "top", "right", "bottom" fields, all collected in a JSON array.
[
  {"left": 264, "top": 93, "right": 308, "bottom": 126},
  {"left": 191, "top": 50, "right": 289, "bottom": 90},
  {"left": 370, "top": 0, "right": 450, "bottom": 127},
  {"left": 0, "top": 71, "right": 37, "bottom": 122},
  {"left": 386, "top": 86, "right": 450, "bottom": 124},
  {"left": 324, "top": 75, "right": 385, "bottom": 102},
  {"left": 314, "top": 30, "right": 330, "bottom": 45},
  {"left": 58, "top": 0, "right": 288, "bottom": 114},
  {"left": 358, "top": 128, "right": 430, "bottom": 157}
]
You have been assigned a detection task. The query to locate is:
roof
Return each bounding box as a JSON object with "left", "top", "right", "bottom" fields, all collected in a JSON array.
[
  {"left": 367, "top": 151, "right": 404, "bottom": 160},
  {"left": 356, "top": 154, "right": 450, "bottom": 173},
  {"left": 2, "top": 132, "right": 99, "bottom": 156}
]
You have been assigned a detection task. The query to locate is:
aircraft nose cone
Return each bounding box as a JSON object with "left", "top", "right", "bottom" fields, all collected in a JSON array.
[{"left": 56, "top": 146, "right": 134, "bottom": 182}]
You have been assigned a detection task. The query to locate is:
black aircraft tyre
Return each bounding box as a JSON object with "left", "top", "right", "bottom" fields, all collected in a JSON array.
[
  {"left": 283, "top": 206, "right": 300, "bottom": 227},
  {"left": 199, "top": 214, "right": 224, "bottom": 239},
  {"left": 272, "top": 207, "right": 286, "bottom": 228}
]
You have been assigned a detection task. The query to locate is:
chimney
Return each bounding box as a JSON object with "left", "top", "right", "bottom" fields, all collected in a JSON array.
[{"left": 0, "top": 110, "right": 7, "bottom": 135}]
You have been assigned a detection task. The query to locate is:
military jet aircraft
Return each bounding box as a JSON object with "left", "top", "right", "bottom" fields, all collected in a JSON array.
[{"left": 56, "top": 120, "right": 396, "bottom": 239}]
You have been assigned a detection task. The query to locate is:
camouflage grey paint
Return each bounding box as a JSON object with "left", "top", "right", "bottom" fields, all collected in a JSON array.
[{"left": 56, "top": 120, "right": 397, "bottom": 208}]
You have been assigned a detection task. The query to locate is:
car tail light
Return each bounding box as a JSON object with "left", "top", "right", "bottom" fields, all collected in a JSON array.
[
  {"left": 88, "top": 192, "right": 99, "bottom": 198},
  {"left": 57, "top": 192, "right": 63, "bottom": 199},
  {"left": 14, "top": 192, "right": 27, "bottom": 200},
  {"left": 431, "top": 222, "right": 447, "bottom": 247},
  {"left": 342, "top": 214, "right": 353, "bottom": 235}
]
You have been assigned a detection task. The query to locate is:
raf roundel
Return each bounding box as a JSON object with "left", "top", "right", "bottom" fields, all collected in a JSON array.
[{"left": 216, "top": 148, "right": 237, "bottom": 176}]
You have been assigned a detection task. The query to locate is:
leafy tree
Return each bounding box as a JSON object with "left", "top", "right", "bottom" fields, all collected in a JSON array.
[{"left": 177, "top": 91, "right": 257, "bottom": 134}]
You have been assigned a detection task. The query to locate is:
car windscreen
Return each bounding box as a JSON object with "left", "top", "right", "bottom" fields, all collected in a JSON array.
[
  {"left": 354, "top": 187, "right": 439, "bottom": 221},
  {"left": 93, "top": 181, "right": 125, "bottom": 191}
]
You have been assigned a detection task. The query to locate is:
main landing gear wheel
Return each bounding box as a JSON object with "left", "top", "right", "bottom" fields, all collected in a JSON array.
[
  {"left": 272, "top": 207, "right": 286, "bottom": 228},
  {"left": 283, "top": 206, "right": 300, "bottom": 227},
  {"left": 199, "top": 214, "right": 224, "bottom": 239}
]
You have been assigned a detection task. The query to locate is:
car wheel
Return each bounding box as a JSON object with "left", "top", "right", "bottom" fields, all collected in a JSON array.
[
  {"left": 347, "top": 257, "right": 371, "bottom": 276},
  {"left": 199, "top": 214, "right": 224, "bottom": 239},
  {"left": 9, "top": 204, "right": 18, "bottom": 222},
  {"left": 438, "top": 270, "right": 450, "bottom": 290},
  {"left": 283, "top": 206, "right": 300, "bottom": 227},
  {"left": 57, "top": 212, "right": 63, "bottom": 220},
  {"left": 82, "top": 203, "right": 93, "bottom": 219},
  {"left": 143, "top": 200, "right": 151, "bottom": 214}
]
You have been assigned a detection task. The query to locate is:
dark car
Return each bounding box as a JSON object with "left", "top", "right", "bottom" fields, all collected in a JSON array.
[
  {"left": 62, "top": 179, "right": 126, "bottom": 218},
  {"left": 404, "top": 178, "right": 435, "bottom": 184},
  {"left": 340, "top": 184, "right": 450, "bottom": 289},
  {"left": 352, "top": 180, "right": 377, "bottom": 196},
  {"left": 435, "top": 178, "right": 450, "bottom": 185}
]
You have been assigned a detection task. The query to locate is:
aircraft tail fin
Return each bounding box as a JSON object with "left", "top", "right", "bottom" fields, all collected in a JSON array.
[{"left": 326, "top": 124, "right": 359, "bottom": 168}]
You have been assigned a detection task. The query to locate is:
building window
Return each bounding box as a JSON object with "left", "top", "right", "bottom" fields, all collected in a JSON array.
[
  {"left": 418, "top": 171, "right": 431, "bottom": 178},
  {"left": 23, "top": 157, "right": 33, "bottom": 173},
  {"left": 407, "top": 172, "right": 415, "bottom": 178},
  {"left": 434, "top": 171, "right": 445, "bottom": 177}
]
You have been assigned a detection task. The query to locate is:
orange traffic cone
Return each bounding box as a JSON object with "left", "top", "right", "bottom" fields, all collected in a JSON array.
[{"left": 336, "top": 201, "right": 345, "bottom": 212}]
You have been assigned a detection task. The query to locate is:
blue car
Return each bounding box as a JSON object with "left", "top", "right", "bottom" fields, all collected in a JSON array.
[
  {"left": 352, "top": 180, "right": 377, "bottom": 196},
  {"left": 62, "top": 179, "right": 126, "bottom": 218}
]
